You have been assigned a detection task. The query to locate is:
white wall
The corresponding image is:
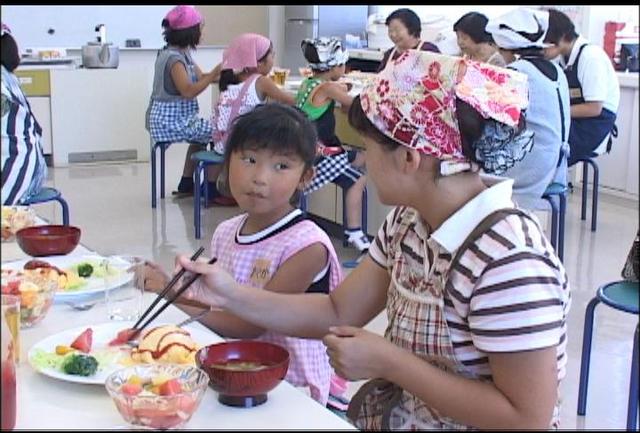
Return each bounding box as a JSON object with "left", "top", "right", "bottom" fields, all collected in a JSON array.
[{"left": 1, "top": 5, "right": 171, "bottom": 49}]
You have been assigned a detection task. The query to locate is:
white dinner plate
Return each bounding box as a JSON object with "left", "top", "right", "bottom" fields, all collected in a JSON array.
[
  {"left": 28, "top": 321, "right": 224, "bottom": 385},
  {"left": 1, "top": 254, "right": 133, "bottom": 302}
]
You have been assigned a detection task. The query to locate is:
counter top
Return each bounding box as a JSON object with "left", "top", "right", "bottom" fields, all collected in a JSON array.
[
  {"left": 349, "top": 48, "right": 385, "bottom": 62},
  {"left": 617, "top": 71, "right": 639, "bottom": 88}
]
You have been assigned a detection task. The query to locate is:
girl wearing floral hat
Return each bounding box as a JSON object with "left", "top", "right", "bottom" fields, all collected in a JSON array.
[{"left": 177, "top": 51, "right": 571, "bottom": 430}]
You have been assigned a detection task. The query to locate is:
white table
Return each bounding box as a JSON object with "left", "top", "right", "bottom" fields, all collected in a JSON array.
[{"left": 4, "top": 249, "right": 356, "bottom": 429}]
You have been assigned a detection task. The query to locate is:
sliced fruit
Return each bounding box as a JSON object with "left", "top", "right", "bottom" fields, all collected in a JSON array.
[
  {"left": 55, "top": 345, "right": 75, "bottom": 355},
  {"left": 158, "top": 378, "right": 183, "bottom": 396},
  {"left": 120, "top": 383, "right": 143, "bottom": 396},
  {"left": 126, "top": 375, "right": 144, "bottom": 386},
  {"left": 70, "top": 328, "right": 93, "bottom": 353}
]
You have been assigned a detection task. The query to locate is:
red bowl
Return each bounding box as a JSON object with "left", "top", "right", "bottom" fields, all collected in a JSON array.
[
  {"left": 195, "top": 340, "right": 289, "bottom": 407},
  {"left": 15, "top": 225, "right": 81, "bottom": 257}
]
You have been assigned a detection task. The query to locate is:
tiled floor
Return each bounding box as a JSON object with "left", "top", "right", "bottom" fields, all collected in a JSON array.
[{"left": 33, "top": 147, "right": 639, "bottom": 430}]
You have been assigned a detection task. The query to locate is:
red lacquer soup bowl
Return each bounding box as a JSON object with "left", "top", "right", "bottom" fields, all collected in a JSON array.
[{"left": 195, "top": 340, "right": 289, "bottom": 407}]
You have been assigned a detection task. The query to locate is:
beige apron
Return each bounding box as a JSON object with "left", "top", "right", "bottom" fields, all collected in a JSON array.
[
  {"left": 347, "top": 208, "right": 560, "bottom": 430},
  {"left": 384, "top": 40, "right": 428, "bottom": 69}
]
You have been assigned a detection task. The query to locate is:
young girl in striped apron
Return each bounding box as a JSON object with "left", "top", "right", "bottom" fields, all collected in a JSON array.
[
  {"left": 142, "top": 104, "right": 343, "bottom": 407},
  {"left": 1, "top": 23, "right": 47, "bottom": 206},
  {"left": 146, "top": 6, "right": 222, "bottom": 198},
  {"left": 179, "top": 51, "right": 571, "bottom": 430}
]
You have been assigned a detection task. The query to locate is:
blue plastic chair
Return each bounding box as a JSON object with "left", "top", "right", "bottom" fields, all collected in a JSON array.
[
  {"left": 542, "top": 182, "right": 567, "bottom": 261},
  {"left": 191, "top": 150, "right": 225, "bottom": 239},
  {"left": 21, "top": 187, "right": 69, "bottom": 225},
  {"left": 578, "top": 280, "right": 639, "bottom": 430}
]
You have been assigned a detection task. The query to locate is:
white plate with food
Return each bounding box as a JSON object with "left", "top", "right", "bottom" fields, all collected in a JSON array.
[
  {"left": 28, "top": 321, "right": 223, "bottom": 385},
  {"left": 1, "top": 254, "right": 133, "bottom": 302}
]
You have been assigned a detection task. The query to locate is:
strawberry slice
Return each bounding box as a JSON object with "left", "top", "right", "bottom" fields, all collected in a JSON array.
[
  {"left": 108, "top": 328, "right": 137, "bottom": 346},
  {"left": 70, "top": 328, "right": 93, "bottom": 353}
]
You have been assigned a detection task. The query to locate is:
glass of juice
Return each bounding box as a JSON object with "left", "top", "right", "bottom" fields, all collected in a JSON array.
[
  {"left": 1, "top": 295, "right": 20, "bottom": 363},
  {"left": 1, "top": 295, "right": 17, "bottom": 430}
]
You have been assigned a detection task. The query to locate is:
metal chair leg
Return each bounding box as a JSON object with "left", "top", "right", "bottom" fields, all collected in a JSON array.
[
  {"left": 362, "top": 187, "right": 368, "bottom": 237},
  {"left": 194, "top": 161, "right": 202, "bottom": 239},
  {"left": 55, "top": 196, "right": 70, "bottom": 226},
  {"left": 151, "top": 145, "right": 157, "bottom": 209},
  {"left": 581, "top": 161, "right": 588, "bottom": 221},
  {"left": 628, "top": 324, "right": 639, "bottom": 430},
  {"left": 558, "top": 192, "right": 566, "bottom": 261},
  {"left": 590, "top": 159, "right": 599, "bottom": 232},
  {"left": 160, "top": 144, "right": 166, "bottom": 199},
  {"left": 342, "top": 188, "right": 348, "bottom": 248},
  {"left": 549, "top": 195, "right": 559, "bottom": 252},
  {"left": 578, "top": 297, "right": 601, "bottom": 415}
]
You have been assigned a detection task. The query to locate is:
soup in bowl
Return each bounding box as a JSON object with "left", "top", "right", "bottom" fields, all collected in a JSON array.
[{"left": 195, "top": 340, "right": 289, "bottom": 407}]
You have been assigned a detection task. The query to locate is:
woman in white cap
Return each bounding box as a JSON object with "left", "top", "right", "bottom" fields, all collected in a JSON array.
[
  {"left": 486, "top": 7, "right": 571, "bottom": 210},
  {"left": 177, "top": 50, "right": 570, "bottom": 430}
]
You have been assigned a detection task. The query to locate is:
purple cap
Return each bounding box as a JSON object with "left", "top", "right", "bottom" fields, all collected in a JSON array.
[{"left": 164, "top": 5, "right": 203, "bottom": 30}]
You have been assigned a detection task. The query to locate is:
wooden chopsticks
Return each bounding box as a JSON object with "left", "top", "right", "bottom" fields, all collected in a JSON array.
[
  {"left": 132, "top": 247, "right": 205, "bottom": 331},
  {"left": 132, "top": 257, "right": 217, "bottom": 338}
]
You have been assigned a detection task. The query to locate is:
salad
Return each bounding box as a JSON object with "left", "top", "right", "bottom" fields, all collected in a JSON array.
[{"left": 30, "top": 327, "right": 123, "bottom": 377}]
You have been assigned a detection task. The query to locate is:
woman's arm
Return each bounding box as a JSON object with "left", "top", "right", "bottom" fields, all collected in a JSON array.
[
  {"left": 256, "top": 75, "right": 296, "bottom": 105},
  {"left": 571, "top": 101, "right": 603, "bottom": 118},
  {"left": 325, "top": 327, "right": 558, "bottom": 429},
  {"left": 179, "top": 254, "right": 390, "bottom": 339},
  {"left": 170, "top": 61, "right": 220, "bottom": 99}
]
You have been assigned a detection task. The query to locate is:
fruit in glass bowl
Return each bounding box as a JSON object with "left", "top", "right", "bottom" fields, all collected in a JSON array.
[
  {"left": 1, "top": 206, "right": 36, "bottom": 242},
  {"left": 0, "top": 268, "right": 58, "bottom": 327},
  {"left": 105, "top": 364, "right": 209, "bottom": 430}
]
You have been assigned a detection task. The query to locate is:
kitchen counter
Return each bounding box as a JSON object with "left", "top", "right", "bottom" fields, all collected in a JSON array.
[
  {"left": 348, "top": 48, "right": 385, "bottom": 62},
  {"left": 616, "top": 71, "right": 639, "bottom": 88}
]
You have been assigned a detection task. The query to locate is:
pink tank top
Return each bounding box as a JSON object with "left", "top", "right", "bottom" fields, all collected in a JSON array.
[{"left": 209, "top": 209, "right": 343, "bottom": 405}]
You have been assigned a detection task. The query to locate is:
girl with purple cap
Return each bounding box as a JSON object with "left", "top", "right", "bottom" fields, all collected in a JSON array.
[
  {"left": 2, "top": 23, "right": 47, "bottom": 205},
  {"left": 146, "top": 5, "right": 223, "bottom": 199},
  {"left": 176, "top": 51, "right": 570, "bottom": 430}
]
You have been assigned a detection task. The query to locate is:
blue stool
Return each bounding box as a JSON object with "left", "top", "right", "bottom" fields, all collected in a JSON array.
[
  {"left": 22, "top": 187, "right": 70, "bottom": 225},
  {"left": 542, "top": 182, "right": 567, "bottom": 261},
  {"left": 575, "top": 155, "right": 599, "bottom": 232},
  {"left": 191, "top": 150, "right": 224, "bottom": 239},
  {"left": 150, "top": 140, "right": 172, "bottom": 209},
  {"left": 578, "top": 280, "right": 639, "bottom": 430}
]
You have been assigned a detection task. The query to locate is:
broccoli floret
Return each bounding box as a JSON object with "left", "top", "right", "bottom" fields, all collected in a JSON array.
[
  {"left": 77, "top": 263, "right": 94, "bottom": 278},
  {"left": 62, "top": 354, "right": 98, "bottom": 376}
]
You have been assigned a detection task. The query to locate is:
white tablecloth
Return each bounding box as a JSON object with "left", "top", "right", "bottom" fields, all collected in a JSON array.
[{"left": 4, "top": 247, "right": 356, "bottom": 429}]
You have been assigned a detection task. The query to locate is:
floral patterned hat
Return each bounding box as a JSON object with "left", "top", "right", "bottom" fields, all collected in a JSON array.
[{"left": 360, "top": 50, "right": 532, "bottom": 175}]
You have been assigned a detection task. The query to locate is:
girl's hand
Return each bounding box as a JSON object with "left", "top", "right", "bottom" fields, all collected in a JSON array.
[
  {"left": 176, "top": 255, "right": 237, "bottom": 308},
  {"left": 323, "top": 326, "right": 396, "bottom": 381},
  {"left": 139, "top": 261, "right": 170, "bottom": 293}
]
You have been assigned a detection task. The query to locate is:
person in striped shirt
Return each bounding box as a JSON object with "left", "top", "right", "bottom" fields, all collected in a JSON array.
[
  {"left": 178, "top": 50, "right": 571, "bottom": 430},
  {"left": 1, "top": 23, "right": 47, "bottom": 205}
]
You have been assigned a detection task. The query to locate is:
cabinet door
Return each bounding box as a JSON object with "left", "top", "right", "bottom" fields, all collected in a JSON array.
[
  {"left": 27, "top": 97, "right": 52, "bottom": 155},
  {"left": 308, "top": 183, "right": 338, "bottom": 222}
]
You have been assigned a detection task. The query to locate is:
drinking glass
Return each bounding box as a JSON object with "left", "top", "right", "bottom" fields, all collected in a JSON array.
[
  {"left": 103, "top": 255, "right": 145, "bottom": 322},
  {"left": 1, "top": 295, "right": 20, "bottom": 363},
  {"left": 1, "top": 295, "right": 17, "bottom": 430}
]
